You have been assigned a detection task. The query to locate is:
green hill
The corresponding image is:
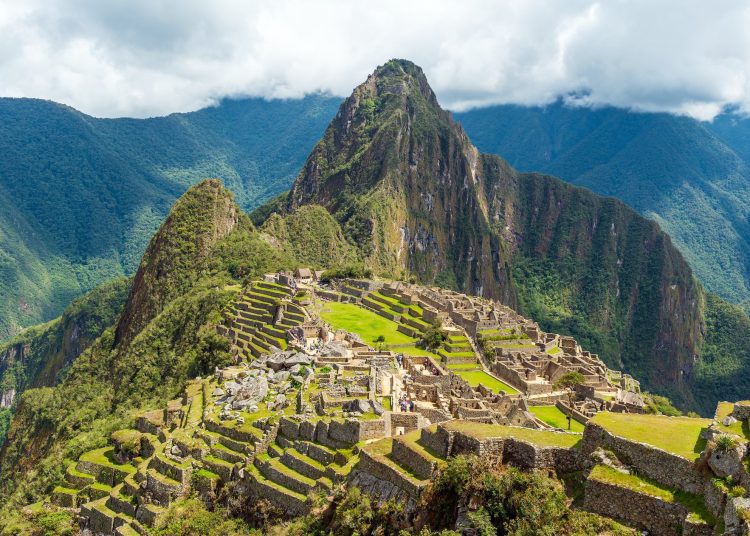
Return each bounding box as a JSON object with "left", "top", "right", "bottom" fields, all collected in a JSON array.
[{"left": 0, "top": 95, "right": 339, "bottom": 339}]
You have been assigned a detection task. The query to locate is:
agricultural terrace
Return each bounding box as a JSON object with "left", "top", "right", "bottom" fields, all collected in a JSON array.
[
  {"left": 590, "top": 412, "right": 710, "bottom": 460},
  {"left": 455, "top": 369, "right": 519, "bottom": 395},
  {"left": 443, "top": 420, "right": 582, "bottom": 448},
  {"left": 588, "top": 465, "right": 714, "bottom": 524},
  {"left": 530, "top": 405, "right": 585, "bottom": 432},
  {"left": 319, "top": 302, "right": 415, "bottom": 347}
]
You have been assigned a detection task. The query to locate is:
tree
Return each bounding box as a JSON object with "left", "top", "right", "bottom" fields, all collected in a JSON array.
[
  {"left": 553, "top": 372, "right": 585, "bottom": 430},
  {"left": 374, "top": 334, "right": 386, "bottom": 350},
  {"left": 419, "top": 324, "right": 447, "bottom": 351}
]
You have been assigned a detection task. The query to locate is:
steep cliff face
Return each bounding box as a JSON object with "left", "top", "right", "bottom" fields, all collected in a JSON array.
[
  {"left": 285, "top": 59, "right": 705, "bottom": 407},
  {"left": 114, "top": 179, "right": 241, "bottom": 348},
  {"left": 0, "top": 278, "right": 129, "bottom": 411},
  {"left": 481, "top": 161, "right": 703, "bottom": 402}
]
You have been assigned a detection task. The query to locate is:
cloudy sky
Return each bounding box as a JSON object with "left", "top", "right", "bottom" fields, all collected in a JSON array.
[{"left": 0, "top": 0, "right": 748, "bottom": 120}]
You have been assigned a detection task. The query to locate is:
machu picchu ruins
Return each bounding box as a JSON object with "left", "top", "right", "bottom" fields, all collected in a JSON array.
[{"left": 44, "top": 271, "right": 750, "bottom": 535}]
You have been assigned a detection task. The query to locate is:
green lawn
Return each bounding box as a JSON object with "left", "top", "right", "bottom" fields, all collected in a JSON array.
[
  {"left": 320, "top": 302, "right": 416, "bottom": 347},
  {"left": 589, "top": 465, "right": 714, "bottom": 524},
  {"left": 714, "top": 401, "right": 750, "bottom": 439},
  {"left": 447, "top": 363, "right": 480, "bottom": 371},
  {"left": 454, "top": 369, "right": 519, "bottom": 395},
  {"left": 393, "top": 344, "right": 441, "bottom": 359},
  {"left": 591, "top": 412, "right": 710, "bottom": 460},
  {"left": 444, "top": 421, "right": 581, "bottom": 448},
  {"left": 530, "top": 405, "right": 585, "bottom": 432}
]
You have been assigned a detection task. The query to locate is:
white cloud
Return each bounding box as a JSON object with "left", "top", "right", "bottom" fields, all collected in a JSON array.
[{"left": 0, "top": 0, "right": 748, "bottom": 120}]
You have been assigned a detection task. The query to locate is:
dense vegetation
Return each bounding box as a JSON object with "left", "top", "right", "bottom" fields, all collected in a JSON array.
[
  {"left": 456, "top": 102, "right": 750, "bottom": 306},
  {"left": 0, "top": 277, "right": 130, "bottom": 450},
  {"left": 692, "top": 294, "right": 750, "bottom": 413},
  {"left": 0, "top": 95, "right": 339, "bottom": 339}
]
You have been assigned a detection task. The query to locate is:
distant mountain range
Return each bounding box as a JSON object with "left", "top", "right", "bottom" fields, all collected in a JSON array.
[{"left": 4, "top": 83, "right": 750, "bottom": 343}]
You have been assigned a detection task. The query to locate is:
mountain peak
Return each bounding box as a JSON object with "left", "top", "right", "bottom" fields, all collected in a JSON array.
[
  {"left": 113, "top": 179, "right": 241, "bottom": 348},
  {"left": 287, "top": 59, "right": 463, "bottom": 211},
  {"left": 366, "top": 59, "right": 437, "bottom": 103}
]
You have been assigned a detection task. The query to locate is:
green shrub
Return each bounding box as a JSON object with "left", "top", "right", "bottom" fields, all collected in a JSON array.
[{"left": 715, "top": 434, "right": 738, "bottom": 454}]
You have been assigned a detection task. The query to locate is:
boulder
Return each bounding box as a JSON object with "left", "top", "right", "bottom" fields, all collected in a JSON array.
[
  {"left": 274, "top": 371, "right": 291, "bottom": 383},
  {"left": 212, "top": 388, "right": 225, "bottom": 398},
  {"left": 224, "top": 381, "right": 241, "bottom": 396},
  {"left": 343, "top": 399, "right": 371, "bottom": 414},
  {"left": 231, "top": 376, "right": 268, "bottom": 410},
  {"left": 266, "top": 353, "right": 290, "bottom": 372},
  {"left": 725, "top": 416, "right": 739, "bottom": 427},
  {"left": 285, "top": 353, "right": 312, "bottom": 367},
  {"left": 709, "top": 442, "right": 747, "bottom": 479},
  {"left": 273, "top": 394, "right": 289, "bottom": 410},
  {"left": 371, "top": 399, "right": 385, "bottom": 416}
]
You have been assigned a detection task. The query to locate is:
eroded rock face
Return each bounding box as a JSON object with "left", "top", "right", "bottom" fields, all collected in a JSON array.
[{"left": 709, "top": 443, "right": 748, "bottom": 479}]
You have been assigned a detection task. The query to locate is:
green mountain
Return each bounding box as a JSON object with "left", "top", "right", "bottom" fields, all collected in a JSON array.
[
  {"left": 0, "top": 95, "right": 339, "bottom": 339},
  {"left": 3, "top": 61, "right": 750, "bottom": 535},
  {"left": 455, "top": 102, "right": 750, "bottom": 305},
  {"left": 0, "top": 277, "right": 129, "bottom": 446},
  {"left": 270, "top": 59, "right": 713, "bottom": 409}
]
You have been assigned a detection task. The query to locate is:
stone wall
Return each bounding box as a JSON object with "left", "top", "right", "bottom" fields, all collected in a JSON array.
[
  {"left": 357, "top": 448, "right": 424, "bottom": 498},
  {"left": 348, "top": 471, "right": 419, "bottom": 513},
  {"left": 389, "top": 412, "right": 428, "bottom": 434},
  {"left": 555, "top": 400, "right": 589, "bottom": 425},
  {"left": 245, "top": 473, "right": 309, "bottom": 516},
  {"left": 581, "top": 422, "right": 705, "bottom": 494},
  {"left": 490, "top": 362, "right": 551, "bottom": 395},
  {"left": 414, "top": 407, "right": 452, "bottom": 424},
  {"left": 732, "top": 403, "right": 750, "bottom": 422},
  {"left": 391, "top": 439, "right": 438, "bottom": 480},
  {"left": 420, "top": 426, "right": 453, "bottom": 458},
  {"left": 583, "top": 478, "right": 702, "bottom": 536}
]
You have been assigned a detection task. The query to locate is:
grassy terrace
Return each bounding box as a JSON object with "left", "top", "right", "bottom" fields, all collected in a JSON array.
[
  {"left": 530, "top": 405, "right": 585, "bottom": 432},
  {"left": 590, "top": 412, "right": 710, "bottom": 460},
  {"left": 589, "top": 465, "right": 714, "bottom": 524},
  {"left": 452, "top": 369, "right": 519, "bottom": 395},
  {"left": 714, "top": 401, "right": 750, "bottom": 439},
  {"left": 80, "top": 447, "right": 137, "bottom": 474},
  {"left": 443, "top": 421, "right": 581, "bottom": 448},
  {"left": 321, "top": 302, "right": 415, "bottom": 347}
]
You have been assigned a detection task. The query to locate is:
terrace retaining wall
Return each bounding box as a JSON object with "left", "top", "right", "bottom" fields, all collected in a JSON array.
[
  {"left": 583, "top": 478, "right": 695, "bottom": 536},
  {"left": 581, "top": 422, "right": 705, "bottom": 494}
]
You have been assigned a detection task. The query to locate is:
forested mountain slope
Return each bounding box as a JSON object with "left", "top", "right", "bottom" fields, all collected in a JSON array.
[{"left": 0, "top": 95, "right": 339, "bottom": 338}]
